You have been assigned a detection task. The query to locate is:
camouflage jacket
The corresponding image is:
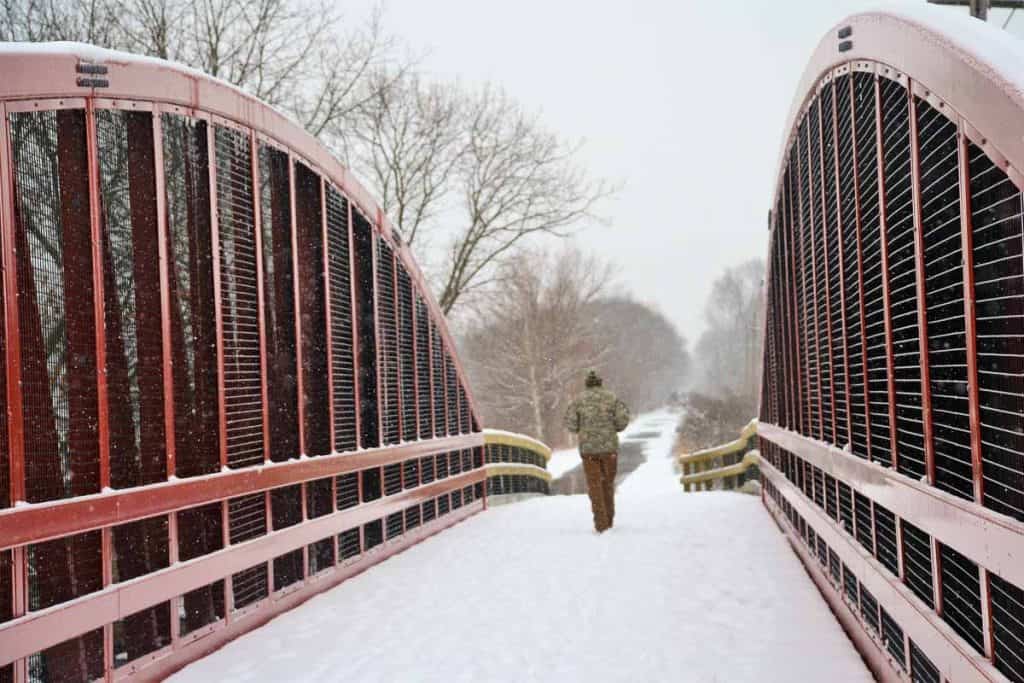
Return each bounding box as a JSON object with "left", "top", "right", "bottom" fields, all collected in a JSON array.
[{"left": 564, "top": 387, "right": 630, "bottom": 455}]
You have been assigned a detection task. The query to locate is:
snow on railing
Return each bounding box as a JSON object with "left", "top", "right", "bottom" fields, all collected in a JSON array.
[
  {"left": 483, "top": 429, "right": 554, "bottom": 498},
  {"left": 677, "top": 419, "right": 760, "bottom": 492}
]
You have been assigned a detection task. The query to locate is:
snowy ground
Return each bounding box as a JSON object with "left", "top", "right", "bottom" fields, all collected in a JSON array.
[{"left": 173, "top": 411, "right": 870, "bottom": 683}]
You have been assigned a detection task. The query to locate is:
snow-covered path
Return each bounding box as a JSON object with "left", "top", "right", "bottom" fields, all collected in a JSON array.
[{"left": 172, "top": 412, "right": 871, "bottom": 682}]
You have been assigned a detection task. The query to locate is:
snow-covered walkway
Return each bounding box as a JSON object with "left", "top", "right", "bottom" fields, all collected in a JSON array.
[{"left": 172, "top": 412, "right": 871, "bottom": 682}]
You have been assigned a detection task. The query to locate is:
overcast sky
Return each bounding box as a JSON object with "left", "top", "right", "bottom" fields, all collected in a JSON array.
[{"left": 348, "top": 0, "right": 1009, "bottom": 343}]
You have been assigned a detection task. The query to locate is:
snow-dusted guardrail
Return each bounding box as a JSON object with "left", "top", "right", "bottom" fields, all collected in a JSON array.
[
  {"left": 483, "top": 430, "right": 553, "bottom": 497},
  {"left": 677, "top": 419, "right": 759, "bottom": 492}
]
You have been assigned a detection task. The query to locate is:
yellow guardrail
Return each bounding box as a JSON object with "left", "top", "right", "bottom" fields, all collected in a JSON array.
[
  {"left": 678, "top": 419, "right": 759, "bottom": 492},
  {"left": 483, "top": 429, "right": 553, "bottom": 461}
]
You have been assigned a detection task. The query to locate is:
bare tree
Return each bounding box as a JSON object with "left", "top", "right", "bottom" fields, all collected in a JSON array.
[
  {"left": 345, "top": 71, "right": 464, "bottom": 248},
  {"left": 461, "top": 246, "right": 613, "bottom": 444},
  {"left": 437, "top": 88, "right": 614, "bottom": 314},
  {"left": 692, "top": 258, "right": 765, "bottom": 400}
]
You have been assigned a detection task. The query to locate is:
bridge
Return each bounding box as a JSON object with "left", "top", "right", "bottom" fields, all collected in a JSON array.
[{"left": 0, "top": 5, "right": 1023, "bottom": 683}]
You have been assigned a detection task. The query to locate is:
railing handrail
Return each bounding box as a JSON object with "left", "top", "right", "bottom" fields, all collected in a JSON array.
[
  {"left": 677, "top": 418, "right": 758, "bottom": 466},
  {"left": 483, "top": 429, "right": 553, "bottom": 460},
  {"left": 680, "top": 450, "right": 760, "bottom": 487}
]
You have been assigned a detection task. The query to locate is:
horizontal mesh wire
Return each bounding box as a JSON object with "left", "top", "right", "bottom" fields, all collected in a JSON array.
[
  {"left": 807, "top": 101, "right": 833, "bottom": 443},
  {"left": 386, "top": 512, "right": 404, "bottom": 539},
  {"left": 96, "top": 109, "right": 167, "bottom": 490},
  {"left": 403, "top": 458, "right": 420, "bottom": 489},
  {"left": 838, "top": 481, "right": 854, "bottom": 535},
  {"left": 474, "top": 481, "right": 484, "bottom": 499},
  {"left": 177, "top": 502, "right": 224, "bottom": 561},
  {"left": 881, "top": 606, "right": 906, "bottom": 670},
  {"left": 362, "top": 467, "right": 382, "bottom": 501},
  {"left": 336, "top": 472, "right": 359, "bottom": 509},
  {"left": 293, "top": 162, "right": 330, "bottom": 456},
  {"left": 431, "top": 324, "right": 446, "bottom": 436},
  {"left": 910, "top": 640, "right": 940, "bottom": 683},
  {"left": 838, "top": 74, "right": 869, "bottom": 457},
  {"left": 377, "top": 238, "right": 401, "bottom": 446},
  {"left": 901, "top": 519, "right": 935, "bottom": 609},
  {"left": 422, "top": 499, "right": 437, "bottom": 522},
  {"left": 490, "top": 475, "right": 550, "bottom": 496},
  {"left": 415, "top": 297, "right": 433, "bottom": 438},
  {"left": 452, "top": 488, "right": 463, "bottom": 510},
  {"left": 28, "top": 531, "right": 102, "bottom": 611},
  {"left": 438, "top": 494, "right": 451, "bottom": 516},
  {"left": 968, "top": 141, "right": 1024, "bottom": 521},
  {"left": 338, "top": 527, "right": 361, "bottom": 561},
  {"left": 797, "top": 116, "right": 822, "bottom": 440},
  {"left": 269, "top": 484, "right": 303, "bottom": 532},
  {"left": 397, "top": 264, "right": 417, "bottom": 442},
  {"left": 991, "top": 572, "right": 1024, "bottom": 682},
  {"left": 828, "top": 547, "right": 841, "bottom": 584},
  {"left": 880, "top": 78, "right": 927, "bottom": 480},
  {"left": 325, "top": 186, "right": 357, "bottom": 452},
  {"left": 163, "top": 114, "right": 219, "bottom": 479},
  {"left": 259, "top": 144, "right": 299, "bottom": 463},
  {"left": 816, "top": 537, "right": 828, "bottom": 567},
  {"left": 812, "top": 467, "right": 825, "bottom": 508},
  {"left": 854, "top": 73, "right": 892, "bottom": 467},
  {"left": 421, "top": 455, "right": 436, "bottom": 484},
  {"left": 854, "top": 491, "right": 873, "bottom": 553},
  {"left": 232, "top": 563, "right": 268, "bottom": 609},
  {"left": 916, "top": 99, "right": 973, "bottom": 501},
  {"left": 215, "top": 126, "right": 265, "bottom": 469},
  {"left": 462, "top": 449, "right": 473, "bottom": 471},
  {"left": 228, "top": 492, "right": 267, "bottom": 544},
  {"left": 112, "top": 515, "right": 169, "bottom": 582},
  {"left": 821, "top": 83, "right": 847, "bottom": 447},
  {"left": 873, "top": 502, "right": 900, "bottom": 576},
  {"left": 860, "top": 585, "right": 880, "bottom": 634},
  {"left": 11, "top": 109, "right": 100, "bottom": 503},
  {"left": 273, "top": 550, "right": 303, "bottom": 591},
  {"left": 463, "top": 484, "right": 475, "bottom": 504},
  {"left": 449, "top": 450, "right": 462, "bottom": 476},
  {"left": 436, "top": 451, "right": 449, "bottom": 479},
  {"left": 113, "top": 601, "right": 171, "bottom": 666},
  {"left": 308, "top": 537, "right": 335, "bottom": 574},
  {"left": 938, "top": 543, "right": 984, "bottom": 655},
  {"left": 28, "top": 628, "right": 104, "bottom": 683},
  {"left": 384, "top": 462, "right": 402, "bottom": 496},
  {"left": 364, "top": 519, "right": 383, "bottom": 550},
  {"left": 842, "top": 564, "right": 858, "bottom": 604},
  {"left": 458, "top": 384, "right": 471, "bottom": 434},
  {"left": 306, "top": 477, "right": 333, "bottom": 519},
  {"left": 785, "top": 157, "right": 811, "bottom": 434},
  {"left": 405, "top": 505, "right": 421, "bottom": 530},
  {"left": 0, "top": 551, "right": 9, "bottom": 626},
  {"left": 180, "top": 580, "right": 225, "bottom": 635},
  {"left": 445, "top": 351, "right": 460, "bottom": 435},
  {"left": 826, "top": 474, "right": 839, "bottom": 520},
  {"left": 352, "top": 211, "right": 379, "bottom": 449}
]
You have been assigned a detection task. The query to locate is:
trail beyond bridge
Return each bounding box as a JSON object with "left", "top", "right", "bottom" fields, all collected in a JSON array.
[{"left": 170, "top": 413, "right": 870, "bottom": 683}]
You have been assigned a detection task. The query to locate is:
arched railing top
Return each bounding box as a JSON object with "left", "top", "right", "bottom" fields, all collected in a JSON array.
[
  {"left": 0, "top": 41, "right": 478, "bottom": 416},
  {"left": 775, "top": 5, "right": 1024, "bottom": 197}
]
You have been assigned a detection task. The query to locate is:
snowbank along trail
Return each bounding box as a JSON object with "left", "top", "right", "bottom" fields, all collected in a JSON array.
[{"left": 173, "top": 411, "right": 871, "bottom": 682}]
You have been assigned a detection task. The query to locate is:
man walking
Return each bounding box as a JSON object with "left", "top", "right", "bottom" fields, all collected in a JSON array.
[{"left": 564, "top": 370, "right": 630, "bottom": 533}]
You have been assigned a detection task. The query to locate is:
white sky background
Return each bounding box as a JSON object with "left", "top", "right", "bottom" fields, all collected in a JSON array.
[{"left": 345, "top": 0, "right": 1012, "bottom": 343}]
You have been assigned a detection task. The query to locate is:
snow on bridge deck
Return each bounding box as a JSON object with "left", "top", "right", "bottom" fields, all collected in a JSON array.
[{"left": 172, "top": 413, "right": 871, "bottom": 682}]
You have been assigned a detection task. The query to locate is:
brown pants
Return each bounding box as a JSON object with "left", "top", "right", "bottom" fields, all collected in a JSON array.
[{"left": 582, "top": 453, "right": 618, "bottom": 532}]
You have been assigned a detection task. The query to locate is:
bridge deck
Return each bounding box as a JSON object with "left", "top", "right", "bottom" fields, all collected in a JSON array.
[{"left": 171, "top": 414, "right": 870, "bottom": 682}]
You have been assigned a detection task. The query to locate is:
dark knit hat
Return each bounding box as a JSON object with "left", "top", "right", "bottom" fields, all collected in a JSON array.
[{"left": 585, "top": 370, "right": 602, "bottom": 387}]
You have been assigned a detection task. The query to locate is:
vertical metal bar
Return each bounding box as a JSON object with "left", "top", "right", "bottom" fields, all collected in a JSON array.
[
  {"left": 321, "top": 178, "right": 336, "bottom": 453},
  {"left": 372, "top": 211, "right": 383, "bottom": 445},
  {"left": 785, "top": 169, "right": 806, "bottom": 436},
  {"left": 931, "top": 538, "right": 943, "bottom": 616},
  {"left": 807, "top": 107, "right": 824, "bottom": 441},
  {"left": 816, "top": 86, "right": 839, "bottom": 443},
  {"left": 908, "top": 87, "right": 937, "bottom": 485},
  {"left": 101, "top": 527, "right": 113, "bottom": 681},
  {"left": 427, "top": 297, "right": 437, "bottom": 438},
  {"left": 848, "top": 72, "right": 874, "bottom": 460},
  {"left": 896, "top": 518, "right": 907, "bottom": 582},
  {"left": 221, "top": 499, "right": 232, "bottom": 620},
  {"left": 980, "top": 567, "right": 995, "bottom": 660},
  {"left": 250, "top": 133, "right": 271, "bottom": 463},
  {"left": 347, "top": 199, "right": 361, "bottom": 449},
  {"left": 832, "top": 75, "right": 854, "bottom": 443},
  {"left": 288, "top": 156, "right": 306, "bottom": 456},
  {"left": 390, "top": 246, "right": 401, "bottom": 441},
  {"left": 957, "top": 127, "right": 985, "bottom": 503},
  {"left": 85, "top": 99, "right": 111, "bottom": 491},
  {"left": 410, "top": 266, "right": 421, "bottom": 440},
  {"left": 167, "top": 511, "right": 180, "bottom": 647},
  {"left": 874, "top": 73, "right": 901, "bottom": 469},
  {"left": 10, "top": 546, "right": 25, "bottom": 683},
  {"left": 208, "top": 125, "right": 228, "bottom": 470},
  {"left": 153, "top": 110, "right": 177, "bottom": 478}
]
